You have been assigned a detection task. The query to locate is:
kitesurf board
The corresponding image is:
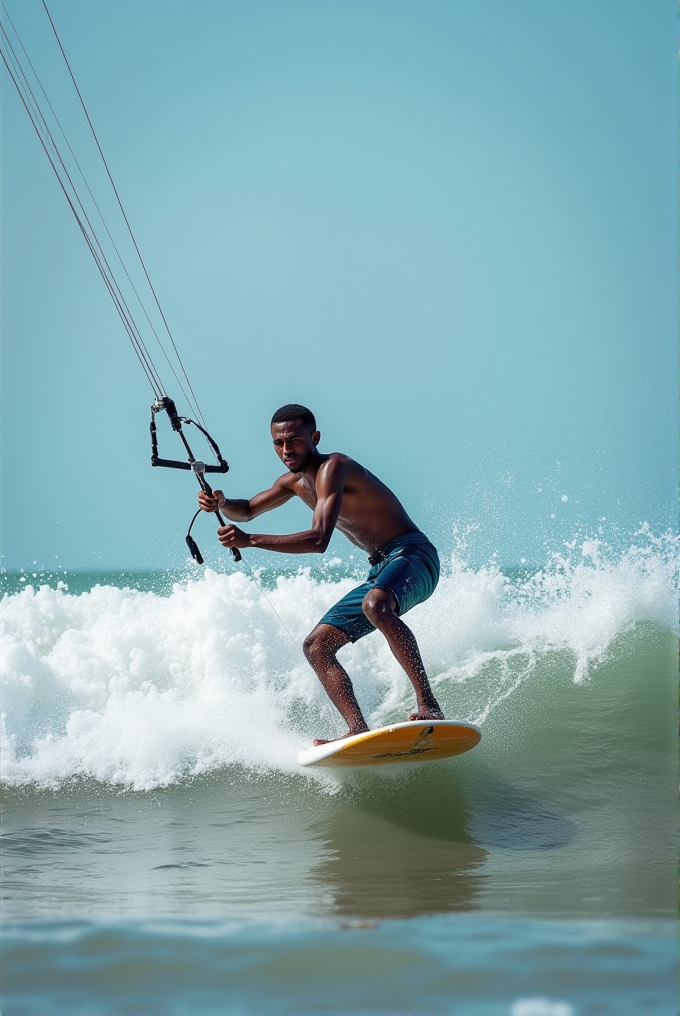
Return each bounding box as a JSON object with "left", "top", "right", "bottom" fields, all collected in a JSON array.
[{"left": 297, "top": 719, "right": 481, "bottom": 768}]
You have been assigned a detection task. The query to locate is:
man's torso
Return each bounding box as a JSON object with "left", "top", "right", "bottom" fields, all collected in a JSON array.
[{"left": 282, "top": 452, "right": 419, "bottom": 554}]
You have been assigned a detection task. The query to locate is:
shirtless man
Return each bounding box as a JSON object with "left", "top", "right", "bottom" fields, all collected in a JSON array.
[{"left": 198, "top": 403, "right": 443, "bottom": 744}]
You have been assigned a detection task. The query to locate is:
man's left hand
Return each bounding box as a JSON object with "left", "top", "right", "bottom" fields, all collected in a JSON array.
[{"left": 217, "top": 525, "right": 251, "bottom": 550}]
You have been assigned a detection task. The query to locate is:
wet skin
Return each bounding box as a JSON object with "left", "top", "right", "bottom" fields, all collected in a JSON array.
[{"left": 198, "top": 419, "right": 443, "bottom": 743}]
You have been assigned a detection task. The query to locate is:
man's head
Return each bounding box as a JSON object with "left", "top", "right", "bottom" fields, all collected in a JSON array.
[{"left": 270, "top": 404, "right": 320, "bottom": 472}]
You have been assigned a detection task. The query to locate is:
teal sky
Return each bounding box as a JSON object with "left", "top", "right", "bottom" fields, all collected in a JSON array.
[{"left": 2, "top": 0, "right": 677, "bottom": 571}]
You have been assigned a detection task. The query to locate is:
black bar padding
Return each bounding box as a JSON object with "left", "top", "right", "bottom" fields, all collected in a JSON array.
[{"left": 151, "top": 458, "right": 192, "bottom": 470}]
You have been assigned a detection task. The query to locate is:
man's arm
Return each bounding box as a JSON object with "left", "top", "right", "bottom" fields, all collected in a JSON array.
[
  {"left": 198, "top": 474, "right": 295, "bottom": 522},
  {"left": 217, "top": 457, "right": 348, "bottom": 554}
]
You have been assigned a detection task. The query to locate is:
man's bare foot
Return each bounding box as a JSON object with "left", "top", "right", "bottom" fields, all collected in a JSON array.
[
  {"left": 408, "top": 707, "right": 445, "bottom": 721},
  {"left": 313, "top": 725, "right": 369, "bottom": 747}
]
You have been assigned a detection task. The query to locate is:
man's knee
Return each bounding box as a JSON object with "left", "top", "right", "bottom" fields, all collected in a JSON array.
[
  {"left": 303, "top": 624, "right": 348, "bottom": 665},
  {"left": 303, "top": 628, "right": 322, "bottom": 664},
  {"left": 362, "top": 588, "right": 397, "bottom": 626}
]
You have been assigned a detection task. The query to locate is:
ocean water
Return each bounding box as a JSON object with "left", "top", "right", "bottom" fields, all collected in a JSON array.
[{"left": 1, "top": 531, "right": 678, "bottom": 1015}]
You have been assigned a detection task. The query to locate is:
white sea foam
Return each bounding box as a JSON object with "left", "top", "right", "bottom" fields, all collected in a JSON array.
[
  {"left": 1, "top": 531, "right": 676, "bottom": 790},
  {"left": 510, "top": 1000, "right": 574, "bottom": 1016}
]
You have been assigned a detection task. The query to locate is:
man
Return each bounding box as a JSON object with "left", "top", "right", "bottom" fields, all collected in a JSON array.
[{"left": 198, "top": 403, "right": 443, "bottom": 744}]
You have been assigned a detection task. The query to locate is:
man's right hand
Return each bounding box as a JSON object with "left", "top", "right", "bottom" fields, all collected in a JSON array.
[{"left": 198, "top": 489, "right": 223, "bottom": 512}]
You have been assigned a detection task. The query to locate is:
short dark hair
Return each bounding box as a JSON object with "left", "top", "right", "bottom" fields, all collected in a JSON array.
[{"left": 270, "top": 404, "right": 316, "bottom": 430}]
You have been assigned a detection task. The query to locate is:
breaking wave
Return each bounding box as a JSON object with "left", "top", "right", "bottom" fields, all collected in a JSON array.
[{"left": 1, "top": 527, "right": 676, "bottom": 790}]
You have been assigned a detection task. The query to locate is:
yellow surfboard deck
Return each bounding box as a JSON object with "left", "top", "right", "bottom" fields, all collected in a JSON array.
[{"left": 297, "top": 719, "right": 481, "bottom": 768}]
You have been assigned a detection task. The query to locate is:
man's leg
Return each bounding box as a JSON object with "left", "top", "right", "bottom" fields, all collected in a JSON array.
[
  {"left": 303, "top": 623, "right": 369, "bottom": 744},
  {"left": 362, "top": 588, "right": 444, "bottom": 721}
]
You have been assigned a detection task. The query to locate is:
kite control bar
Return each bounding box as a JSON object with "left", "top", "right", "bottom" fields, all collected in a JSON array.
[
  {"left": 150, "top": 396, "right": 241, "bottom": 563},
  {"left": 150, "top": 395, "right": 229, "bottom": 472}
]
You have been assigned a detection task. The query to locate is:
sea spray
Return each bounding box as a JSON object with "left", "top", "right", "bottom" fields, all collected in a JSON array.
[{"left": 1, "top": 531, "right": 676, "bottom": 791}]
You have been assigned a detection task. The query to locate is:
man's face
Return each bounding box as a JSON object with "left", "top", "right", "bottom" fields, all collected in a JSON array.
[{"left": 271, "top": 420, "right": 320, "bottom": 472}]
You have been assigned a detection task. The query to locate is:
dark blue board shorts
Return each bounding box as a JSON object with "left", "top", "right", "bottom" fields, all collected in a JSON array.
[{"left": 319, "top": 530, "right": 440, "bottom": 643}]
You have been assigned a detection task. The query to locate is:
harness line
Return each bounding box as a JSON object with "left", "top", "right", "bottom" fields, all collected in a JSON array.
[
  {"left": 3, "top": 2, "right": 201, "bottom": 412},
  {"left": 0, "top": 10, "right": 165, "bottom": 396},
  {"left": 39, "top": 0, "right": 207, "bottom": 429}
]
